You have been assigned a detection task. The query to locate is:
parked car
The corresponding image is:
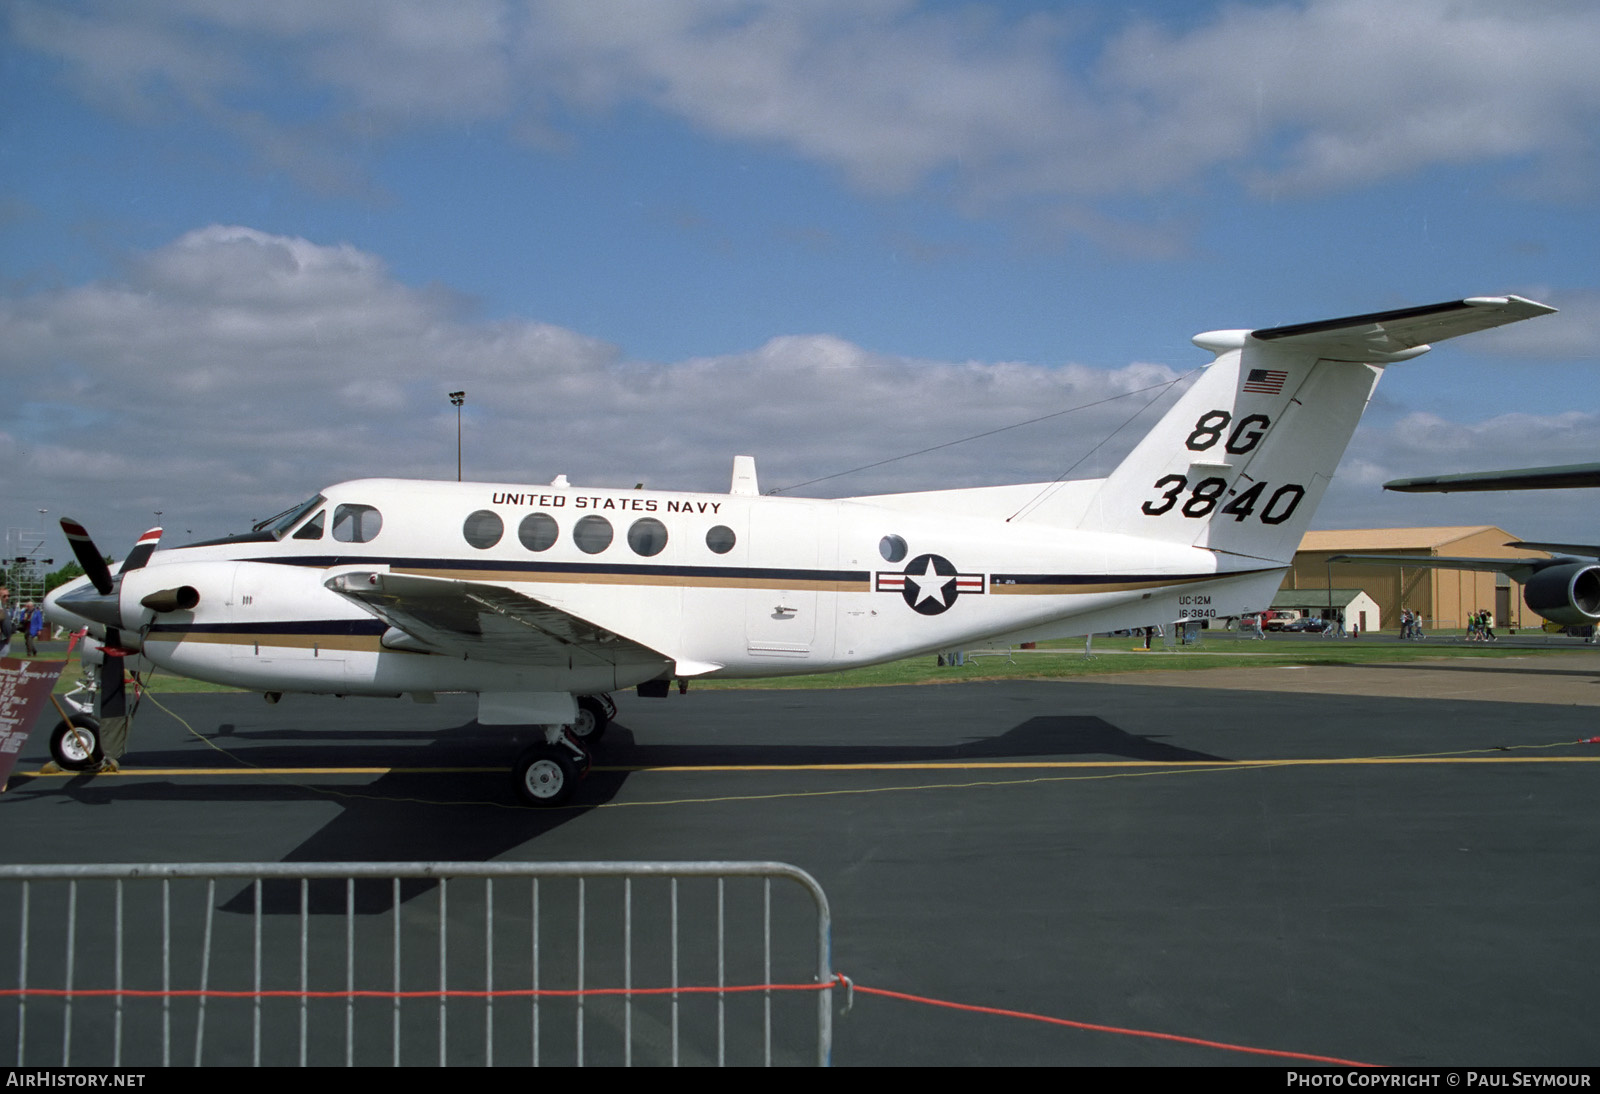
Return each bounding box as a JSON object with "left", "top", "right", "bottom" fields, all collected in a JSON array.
[{"left": 1283, "top": 617, "right": 1329, "bottom": 632}]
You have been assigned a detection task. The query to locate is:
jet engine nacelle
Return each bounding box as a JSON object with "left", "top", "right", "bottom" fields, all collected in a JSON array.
[{"left": 1523, "top": 561, "right": 1600, "bottom": 626}]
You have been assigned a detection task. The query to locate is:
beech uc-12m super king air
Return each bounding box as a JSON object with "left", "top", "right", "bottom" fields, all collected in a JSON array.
[{"left": 44, "top": 295, "right": 1556, "bottom": 804}]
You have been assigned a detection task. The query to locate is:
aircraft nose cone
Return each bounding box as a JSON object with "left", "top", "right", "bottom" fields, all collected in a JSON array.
[{"left": 48, "top": 576, "right": 122, "bottom": 629}]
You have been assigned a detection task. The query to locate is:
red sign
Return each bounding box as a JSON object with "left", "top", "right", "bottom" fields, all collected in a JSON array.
[{"left": 0, "top": 658, "right": 66, "bottom": 790}]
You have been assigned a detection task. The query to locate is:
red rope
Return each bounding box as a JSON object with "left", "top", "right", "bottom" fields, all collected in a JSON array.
[
  {"left": 2, "top": 975, "right": 1378, "bottom": 1065},
  {"left": 0, "top": 981, "right": 828, "bottom": 1001},
  {"left": 847, "top": 982, "right": 1378, "bottom": 1067}
]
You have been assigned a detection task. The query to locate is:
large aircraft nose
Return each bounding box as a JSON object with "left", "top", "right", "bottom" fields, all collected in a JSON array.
[{"left": 46, "top": 574, "right": 120, "bottom": 629}]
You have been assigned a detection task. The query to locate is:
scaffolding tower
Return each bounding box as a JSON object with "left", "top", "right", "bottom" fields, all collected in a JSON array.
[{"left": 4, "top": 527, "right": 53, "bottom": 609}]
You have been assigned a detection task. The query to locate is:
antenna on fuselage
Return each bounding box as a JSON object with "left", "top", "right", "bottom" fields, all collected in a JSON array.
[{"left": 730, "top": 455, "right": 759, "bottom": 495}]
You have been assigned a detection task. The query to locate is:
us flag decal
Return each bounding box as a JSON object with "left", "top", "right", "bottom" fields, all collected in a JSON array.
[{"left": 1242, "top": 368, "right": 1288, "bottom": 395}]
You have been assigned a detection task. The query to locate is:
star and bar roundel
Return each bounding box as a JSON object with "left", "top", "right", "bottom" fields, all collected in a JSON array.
[{"left": 875, "top": 553, "right": 985, "bottom": 615}]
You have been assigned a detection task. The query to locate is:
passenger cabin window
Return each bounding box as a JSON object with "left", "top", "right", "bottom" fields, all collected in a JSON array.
[
  {"left": 879, "top": 534, "right": 907, "bottom": 563},
  {"left": 332, "top": 503, "right": 383, "bottom": 543},
  {"left": 705, "top": 525, "right": 736, "bottom": 554},
  {"left": 573, "top": 515, "right": 613, "bottom": 555},
  {"left": 463, "top": 509, "right": 504, "bottom": 549},
  {"left": 627, "top": 517, "right": 668, "bottom": 557},
  {"left": 291, "top": 510, "right": 325, "bottom": 540},
  {"left": 519, "top": 513, "right": 559, "bottom": 552}
]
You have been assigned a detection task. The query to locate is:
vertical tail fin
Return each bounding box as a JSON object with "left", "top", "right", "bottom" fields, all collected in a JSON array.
[{"left": 1070, "top": 296, "right": 1556, "bottom": 564}]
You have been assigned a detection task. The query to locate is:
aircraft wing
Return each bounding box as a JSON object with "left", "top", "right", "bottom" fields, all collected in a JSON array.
[
  {"left": 1384, "top": 463, "right": 1600, "bottom": 493},
  {"left": 1327, "top": 553, "right": 1550, "bottom": 581},
  {"left": 1508, "top": 541, "right": 1600, "bottom": 558},
  {"left": 1330, "top": 552, "right": 1600, "bottom": 629},
  {"left": 325, "top": 570, "right": 672, "bottom": 669}
]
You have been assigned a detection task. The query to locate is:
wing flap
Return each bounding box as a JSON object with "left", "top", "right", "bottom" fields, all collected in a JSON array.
[{"left": 326, "top": 570, "right": 671, "bottom": 668}]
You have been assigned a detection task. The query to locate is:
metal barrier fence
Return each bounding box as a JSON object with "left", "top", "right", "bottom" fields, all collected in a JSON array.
[{"left": 1, "top": 861, "right": 834, "bottom": 1067}]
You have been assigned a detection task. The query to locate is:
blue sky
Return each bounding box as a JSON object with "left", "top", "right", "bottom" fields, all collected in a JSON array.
[{"left": 3, "top": 0, "right": 1598, "bottom": 555}]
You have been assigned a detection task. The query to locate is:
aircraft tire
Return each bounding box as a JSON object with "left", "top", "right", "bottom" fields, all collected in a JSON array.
[
  {"left": 572, "top": 695, "right": 610, "bottom": 744},
  {"left": 514, "top": 745, "right": 580, "bottom": 807},
  {"left": 50, "top": 714, "right": 104, "bottom": 772}
]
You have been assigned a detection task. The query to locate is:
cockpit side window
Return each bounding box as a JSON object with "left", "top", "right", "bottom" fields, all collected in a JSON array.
[
  {"left": 292, "top": 510, "right": 326, "bottom": 540},
  {"left": 332, "top": 503, "right": 383, "bottom": 543},
  {"left": 258, "top": 495, "right": 326, "bottom": 540}
]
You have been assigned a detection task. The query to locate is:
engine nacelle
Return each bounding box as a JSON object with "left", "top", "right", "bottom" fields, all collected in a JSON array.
[{"left": 1523, "top": 561, "right": 1600, "bottom": 627}]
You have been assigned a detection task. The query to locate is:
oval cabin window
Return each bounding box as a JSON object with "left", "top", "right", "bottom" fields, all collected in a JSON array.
[
  {"left": 519, "top": 513, "right": 559, "bottom": 552},
  {"left": 573, "top": 515, "right": 613, "bottom": 555},
  {"left": 628, "top": 517, "right": 669, "bottom": 557}
]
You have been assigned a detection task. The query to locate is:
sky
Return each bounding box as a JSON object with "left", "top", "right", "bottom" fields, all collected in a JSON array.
[{"left": 2, "top": 0, "right": 1598, "bottom": 564}]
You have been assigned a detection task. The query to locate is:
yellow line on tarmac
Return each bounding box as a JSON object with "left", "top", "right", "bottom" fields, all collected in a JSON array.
[
  {"left": 598, "top": 756, "right": 1600, "bottom": 772},
  {"left": 20, "top": 755, "right": 1600, "bottom": 778}
]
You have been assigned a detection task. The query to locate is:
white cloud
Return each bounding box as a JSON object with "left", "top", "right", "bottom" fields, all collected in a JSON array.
[
  {"left": 14, "top": 1, "right": 1600, "bottom": 212},
  {"left": 11, "top": 0, "right": 515, "bottom": 124},
  {"left": 1103, "top": 0, "right": 1600, "bottom": 197},
  {"left": 4, "top": 225, "right": 1594, "bottom": 551},
  {"left": 0, "top": 226, "right": 1186, "bottom": 547},
  {"left": 520, "top": 0, "right": 1600, "bottom": 202}
]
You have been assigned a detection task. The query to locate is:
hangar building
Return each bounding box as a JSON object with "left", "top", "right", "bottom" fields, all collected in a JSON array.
[{"left": 1284, "top": 527, "right": 1548, "bottom": 631}]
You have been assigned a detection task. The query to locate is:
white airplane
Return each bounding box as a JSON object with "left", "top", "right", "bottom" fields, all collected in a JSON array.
[{"left": 44, "top": 294, "right": 1556, "bottom": 804}]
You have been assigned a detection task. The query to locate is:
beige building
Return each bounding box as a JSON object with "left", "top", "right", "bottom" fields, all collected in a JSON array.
[{"left": 1286, "top": 527, "right": 1548, "bottom": 631}]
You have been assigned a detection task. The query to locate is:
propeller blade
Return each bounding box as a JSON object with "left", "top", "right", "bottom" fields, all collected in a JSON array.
[
  {"left": 60, "top": 518, "right": 114, "bottom": 595},
  {"left": 119, "top": 528, "right": 163, "bottom": 575}
]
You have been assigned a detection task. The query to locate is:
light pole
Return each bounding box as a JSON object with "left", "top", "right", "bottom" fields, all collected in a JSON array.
[{"left": 449, "top": 391, "right": 466, "bottom": 481}]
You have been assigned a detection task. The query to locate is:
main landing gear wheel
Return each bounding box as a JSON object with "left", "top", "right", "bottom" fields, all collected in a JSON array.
[
  {"left": 513, "top": 745, "right": 581, "bottom": 807},
  {"left": 49, "top": 714, "right": 103, "bottom": 772},
  {"left": 572, "top": 695, "right": 612, "bottom": 744}
]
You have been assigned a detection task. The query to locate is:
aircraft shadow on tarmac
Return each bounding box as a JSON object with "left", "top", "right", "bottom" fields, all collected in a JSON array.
[{"left": 16, "top": 712, "right": 1230, "bottom": 915}]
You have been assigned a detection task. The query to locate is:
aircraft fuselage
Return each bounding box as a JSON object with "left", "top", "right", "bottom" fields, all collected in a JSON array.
[{"left": 56, "top": 475, "right": 1283, "bottom": 699}]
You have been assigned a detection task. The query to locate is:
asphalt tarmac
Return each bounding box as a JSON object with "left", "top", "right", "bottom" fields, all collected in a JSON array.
[{"left": 4, "top": 652, "right": 1598, "bottom": 1067}]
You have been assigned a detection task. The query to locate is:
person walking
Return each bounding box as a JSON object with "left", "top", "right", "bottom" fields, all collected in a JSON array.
[{"left": 23, "top": 602, "right": 43, "bottom": 656}]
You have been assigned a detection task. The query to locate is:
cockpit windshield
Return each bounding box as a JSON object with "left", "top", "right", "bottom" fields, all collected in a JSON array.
[{"left": 253, "top": 495, "right": 327, "bottom": 540}]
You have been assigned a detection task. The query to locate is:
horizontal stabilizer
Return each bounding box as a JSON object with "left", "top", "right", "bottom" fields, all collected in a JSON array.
[{"left": 1251, "top": 295, "right": 1556, "bottom": 361}]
